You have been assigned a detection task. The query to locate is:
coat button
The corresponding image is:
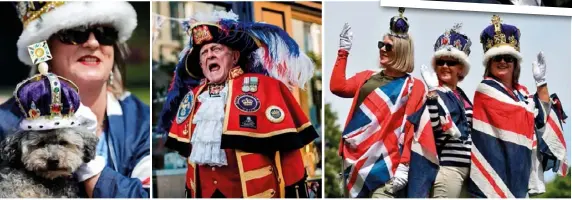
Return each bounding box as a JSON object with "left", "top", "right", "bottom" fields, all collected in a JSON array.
[
  {"left": 214, "top": 180, "right": 218, "bottom": 185},
  {"left": 211, "top": 167, "right": 216, "bottom": 171}
]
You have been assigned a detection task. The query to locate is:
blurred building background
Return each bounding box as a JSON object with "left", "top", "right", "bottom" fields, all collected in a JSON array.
[
  {"left": 0, "top": 2, "right": 150, "bottom": 104},
  {"left": 151, "top": 1, "right": 322, "bottom": 198}
]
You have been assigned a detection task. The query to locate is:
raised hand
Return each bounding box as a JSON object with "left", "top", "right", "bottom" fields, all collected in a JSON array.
[
  {"left": 339, "top": 23, "right": 353, "bottom": 52},
  {"left": 532, "top": 51, "right": 547, "bottom": 87},
  {"left": 421, "top": 64, "right": 439, "bottom": 91}
]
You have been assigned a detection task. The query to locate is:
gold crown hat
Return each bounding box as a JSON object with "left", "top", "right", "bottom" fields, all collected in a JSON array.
[
  {"left": 15, "top": 2, "right": 137, "bottom": 71},
  {"left": 479, "top": 15, "right": 522, "bottom": 66}
]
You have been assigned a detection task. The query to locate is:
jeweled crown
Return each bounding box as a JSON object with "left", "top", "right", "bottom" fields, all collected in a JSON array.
[
  {"left": 15, "top": 1, "right": 65, "bottom": 28},
  {"left": 434, "top": 23, "right": 472, "bottom": 56},
  {"left": 480, "top": 15, "right": 521, "bottom": 52},
  {"left": 388, "top": 7, "right": 410, "bottom": 39},
  {"left": 14, "top": 73, "right": 80, "bottom": 120}
]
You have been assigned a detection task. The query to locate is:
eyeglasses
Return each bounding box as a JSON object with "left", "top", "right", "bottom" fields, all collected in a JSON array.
[
  {"left": 491, "top": 55, "right": 516, "bottom": 63},
  {"left": 55, "top": 26, "right": 118, "bottom": 46},
  {"left": 378, "top": 41, "right": 393, "bottom": 52},
  {"left": 435, "top": 59, "right": 460, "bottom": 67}
]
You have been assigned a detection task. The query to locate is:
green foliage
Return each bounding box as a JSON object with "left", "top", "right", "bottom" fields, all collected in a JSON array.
[
  {"left": 129, "top": 87, "right": 150, "bottom": 105},
  {"left": 533, "top": 169, "right": 571, "bottom": 198},
  {"left": 324, "top": 103, "right": 343, "bottom": 198},
  {"left": 306, "top": 51, "right": 322, "bottom": 70}
]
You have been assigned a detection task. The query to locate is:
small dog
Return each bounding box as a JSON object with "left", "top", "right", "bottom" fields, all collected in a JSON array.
[{"left": 0, "top": 127, "right": 98, "bottom": 198}]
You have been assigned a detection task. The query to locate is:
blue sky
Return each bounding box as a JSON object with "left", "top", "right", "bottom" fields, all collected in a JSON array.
[{"left": 323, "top": 1, "right": 571, "bottom": 181}]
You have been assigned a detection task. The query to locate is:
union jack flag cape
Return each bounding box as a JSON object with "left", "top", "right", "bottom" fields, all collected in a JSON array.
[
  {"left": 340, "top": 75, "right": 425, "bottom": 197},
  {"left": 404, "top": 85, "right": 471, "bottom": 197},
  {"left": 404, "top": 103, "right": 439, "bottom": 198},
  {"left": 468, "top": 78, "right": 568, "bottom": 198}
]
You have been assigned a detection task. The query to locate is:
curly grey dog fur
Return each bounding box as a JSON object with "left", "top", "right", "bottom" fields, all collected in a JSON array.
[{"left": 0, "top": 128, "right": 98, "bottom": 198}]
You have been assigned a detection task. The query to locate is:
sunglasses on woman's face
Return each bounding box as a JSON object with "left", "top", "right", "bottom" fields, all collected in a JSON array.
[
  {"left": 492, "top": 55, "right": 516, "bottom": 63},
  {"left": 55, "top": 26, "right": 118, "bottom": 46},
  {"left": 435, "top": 59, "right": 460, "bottom": 67},
  {"left": 378, "top": 41, "right": 393, "bottom": 52}
]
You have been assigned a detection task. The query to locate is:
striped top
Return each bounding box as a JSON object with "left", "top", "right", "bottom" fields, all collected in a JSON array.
[{"left": 427, "top": 88, "right": 473, "bottom": 167}]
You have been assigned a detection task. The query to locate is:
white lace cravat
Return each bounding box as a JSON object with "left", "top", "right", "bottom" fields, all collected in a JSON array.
[{"left": 188, "top": 84, "right": 228, "bottom": 166}]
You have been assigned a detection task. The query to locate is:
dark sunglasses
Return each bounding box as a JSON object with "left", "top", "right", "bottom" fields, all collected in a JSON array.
[
  {"left": 378, "top": 41, "right": 393, "bottom": 52},
  {"left": 491, "top": 55, "right": 516, "bottom": 63},
  {"left": 435, "top": 59, "right": 460, "bottom": 67},
  {"left": 55, "top": 26, "right": 118, "bottom": 46}
]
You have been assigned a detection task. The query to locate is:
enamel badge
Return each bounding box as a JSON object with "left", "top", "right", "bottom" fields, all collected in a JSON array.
[
  {"left": 234, "top": 94, "right": 260, "bottom": 112},
  {"left": 176, "top": 91, "right": 194, "bottom": 124},
  {"left": 192, "top": 25, "right": 213, "bottom": 45},
  {"left": 266, "top": 106, "right": 285, "bottom": 123}
]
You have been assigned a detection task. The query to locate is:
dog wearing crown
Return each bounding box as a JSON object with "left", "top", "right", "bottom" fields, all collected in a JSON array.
[{"left": 0, "top": 69, "right": 99, "bottom": 197}]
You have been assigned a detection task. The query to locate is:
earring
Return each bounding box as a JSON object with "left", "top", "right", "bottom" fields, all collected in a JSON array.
[{"left": 108, "top": 71, "right": 114, "bottom": 85}]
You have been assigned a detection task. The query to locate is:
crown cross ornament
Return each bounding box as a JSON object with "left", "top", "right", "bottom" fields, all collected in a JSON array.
[
  {"left": 491, "top": 15, "right": 502, "bottom": 33},
  {"left": 27, "top": 41, "right": 52, "bottom": 75},
  {"left": 452, "top": 23, "right": 463, "bottom": 33}
]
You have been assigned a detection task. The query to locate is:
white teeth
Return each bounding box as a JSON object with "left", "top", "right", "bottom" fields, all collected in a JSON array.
[{"left": 82, "top": 57, "right": 98, "bottom": 62}]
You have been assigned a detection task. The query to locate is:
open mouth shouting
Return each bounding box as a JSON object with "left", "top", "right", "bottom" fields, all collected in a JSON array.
[{"left": 208, "top": 63, "right": 221, "bottom": 73}]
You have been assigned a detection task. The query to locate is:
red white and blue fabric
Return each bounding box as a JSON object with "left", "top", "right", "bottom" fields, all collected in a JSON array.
[
  {"left": 405, "top": 86, "right": 474, "bottom": 197},
  {"left": 340, "top": 76, "right": 414, "bottom": 197},
  {"left": 535, "top": 93, "right": 569, "bottom": 177},
  {"left": 404, "top": 102, "right": 439, "bottom": 198},
  {"left": 468, "top": 77, "right": 568, "bottom": 198}
]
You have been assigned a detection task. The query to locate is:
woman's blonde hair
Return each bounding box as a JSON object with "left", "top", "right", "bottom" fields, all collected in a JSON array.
[{"left": 382, "top": 34, "right": 414, "bottom": 73}]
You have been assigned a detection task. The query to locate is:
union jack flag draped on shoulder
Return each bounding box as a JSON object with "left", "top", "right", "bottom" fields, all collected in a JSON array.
[
  {"left": 468, "top": 77, "right": 568, "bottom": 198},
  {"left": 340, "top": 75, "right": 425, "bottom": 197},
  {"left": 405, "top": 85, "right": 472, "bottom": 197}
]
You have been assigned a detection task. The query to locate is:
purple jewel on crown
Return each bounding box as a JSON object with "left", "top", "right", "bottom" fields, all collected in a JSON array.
[{"left": 389, "top": 7, "right": 410, "bottom": 39}]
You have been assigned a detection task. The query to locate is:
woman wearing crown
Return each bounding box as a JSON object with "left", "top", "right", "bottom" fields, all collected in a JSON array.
[
  {"left": 330, "top": 8, "right": 427, "bottom": 198},
  {"left": 418, "top": 24, "right": 474, "bottom": 198},
  {"left": 0, "top": 2, "right": 149, "bottom": 197},
  {"left": 156, "top": 10, "right": 318, "bottom": 198},
  {"left": 468, "top": 15, "right": 568, "bottom": 198}
]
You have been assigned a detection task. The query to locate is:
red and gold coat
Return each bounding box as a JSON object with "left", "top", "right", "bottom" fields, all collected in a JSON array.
[{"left": 165, "top": 69, "right": 318, "bottom": 198}]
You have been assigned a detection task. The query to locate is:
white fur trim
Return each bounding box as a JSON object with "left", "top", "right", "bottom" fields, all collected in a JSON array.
[
  {"left": 17, "top": 1, "right": 137, "bottom": 66},
  {"left": 482, "top": 45, "right": 522, "bottom": 66},
  {"left": 107, "top": 92, "right": 123, "bottom": 116},
  {"left": 431, "top": 46, "right": 471, "bottom": 78},
  {"left": 19, "top": 103, "right": 97, "bottom": 133}
]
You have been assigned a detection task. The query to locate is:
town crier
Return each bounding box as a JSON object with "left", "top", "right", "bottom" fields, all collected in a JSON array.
[{"left": 157, "top": 11, "right": 319, "bottom": 198}]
